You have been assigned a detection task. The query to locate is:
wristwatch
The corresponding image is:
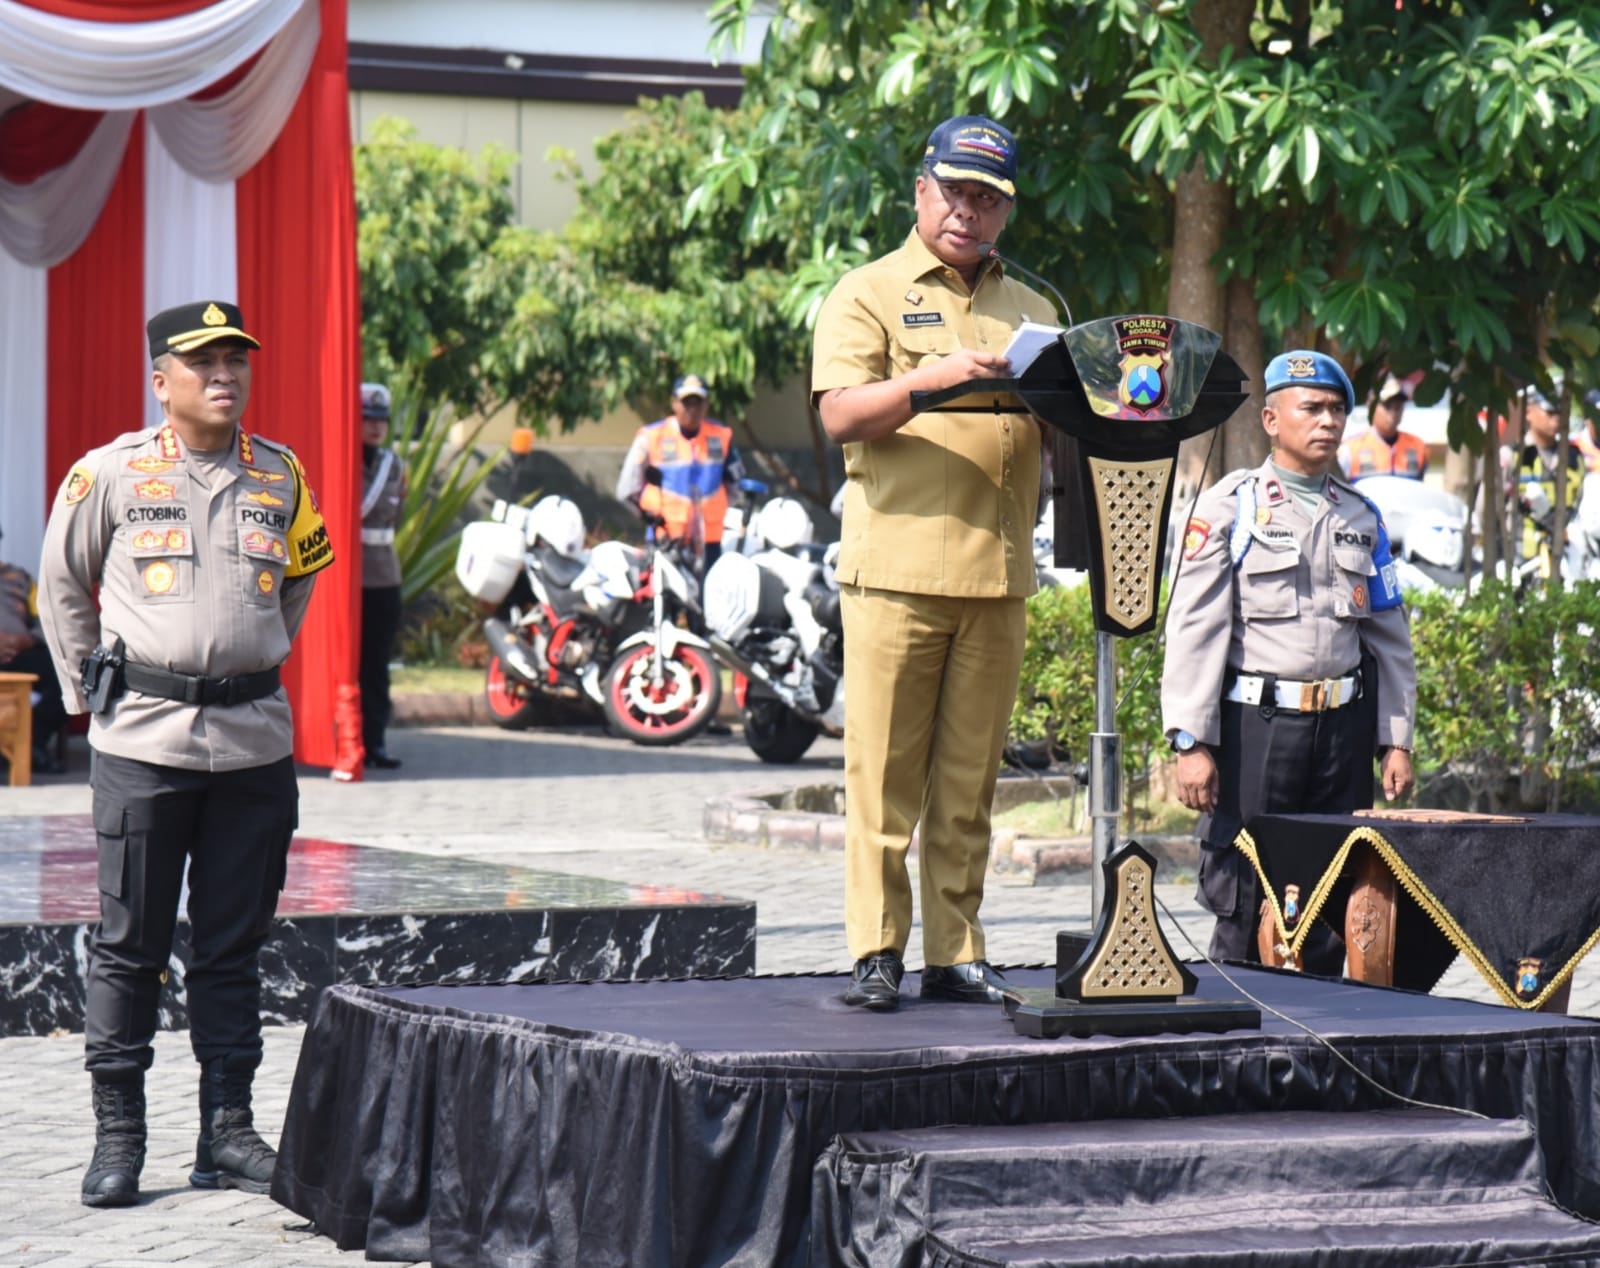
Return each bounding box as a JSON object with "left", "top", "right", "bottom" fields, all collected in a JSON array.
[{"left": 1169, "top": 729, "right": 1198, "bottom": 753}]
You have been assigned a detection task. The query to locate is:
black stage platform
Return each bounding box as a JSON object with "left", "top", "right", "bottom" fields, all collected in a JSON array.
[
  {"left": 0, "top": 815, "right": 754, "bottom": 1037},
  {"left": 272, "top": 964, "right": 1600, "bottom": 1268}
]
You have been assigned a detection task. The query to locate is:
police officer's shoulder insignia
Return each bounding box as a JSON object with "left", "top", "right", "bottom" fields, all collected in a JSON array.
[
  {"left": 63, "top": 465, "right": 94, "bottom": 506},
  {"left": 1182, "top": 518, "right": 1211, "bottom": 560}
]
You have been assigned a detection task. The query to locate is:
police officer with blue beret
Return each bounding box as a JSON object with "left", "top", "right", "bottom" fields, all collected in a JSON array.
[
  {"left": 38, "top": 301, "right": 333, "bottom": 1207},
  {"left": 1159, "top": 350, "right": 1417, "bottom": 972}
]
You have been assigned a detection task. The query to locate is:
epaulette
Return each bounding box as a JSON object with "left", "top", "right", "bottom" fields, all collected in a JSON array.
[{"left": 250, "top": 434, "right": 298, "bottom": 462}]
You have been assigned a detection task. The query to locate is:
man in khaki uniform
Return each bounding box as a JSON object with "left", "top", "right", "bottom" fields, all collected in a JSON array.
[
  {"left": 38, "top": 301, "right": 333, "bottom": 1208},
  {"left": 1160, "top": 350, "right": 1415, "bottom": 973},
  {"left": 812, "top": 115, "right": 1056, "bottom": 1011}
]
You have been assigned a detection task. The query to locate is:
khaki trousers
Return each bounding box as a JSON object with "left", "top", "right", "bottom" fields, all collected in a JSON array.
[{"left": 840, "top": 585, "right": 1027, "bottom": 965}]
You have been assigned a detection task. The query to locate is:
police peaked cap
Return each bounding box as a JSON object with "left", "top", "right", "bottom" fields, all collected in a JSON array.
[
  {"left": 147, "top": 301, "right": 261, "bottom": 360},
  {"left": 1263, "top": 350, "right": 1354, "bottom": 414}
]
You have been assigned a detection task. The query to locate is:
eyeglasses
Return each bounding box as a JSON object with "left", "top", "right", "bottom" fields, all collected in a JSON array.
[{"left": 930, "top": 179, "right": 1007, "bottom": 213}]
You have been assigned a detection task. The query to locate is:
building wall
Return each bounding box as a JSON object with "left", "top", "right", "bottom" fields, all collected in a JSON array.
[{"left": 346, "top": 0, "right": 822, "bottom": 463}]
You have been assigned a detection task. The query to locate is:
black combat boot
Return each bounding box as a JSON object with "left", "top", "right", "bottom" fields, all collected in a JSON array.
[
  {"left": 189, "top": 1055, "right": 276, "bottom": 1194},
  {"left": 82, "top": 1073, "right": 147, "bottom": 1207}
]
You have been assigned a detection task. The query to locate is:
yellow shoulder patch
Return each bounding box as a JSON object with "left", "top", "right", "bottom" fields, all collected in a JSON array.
[
  {"left": 63, "top": 465, "right": 94, "bottom": 506},
  {"left": 284, "top": 455, "right": 334, "bottom": 578}
]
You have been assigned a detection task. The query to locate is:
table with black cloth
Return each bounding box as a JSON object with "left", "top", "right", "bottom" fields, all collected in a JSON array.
[{"left": 1235, "top": 811, "right": 1600, "bottom": 1009}]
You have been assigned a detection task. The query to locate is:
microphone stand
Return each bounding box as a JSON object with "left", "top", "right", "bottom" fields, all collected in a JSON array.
[{"left": 978, "top": 241, "right": 1074, "bottom": 327}]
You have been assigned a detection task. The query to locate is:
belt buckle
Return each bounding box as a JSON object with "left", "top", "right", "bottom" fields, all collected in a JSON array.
[
  {"left": 1300, "top": 680, "right": 1326, "bottom": 712},
  {"left": 213, "top": 676, "right": 236, "bottom": 706}
]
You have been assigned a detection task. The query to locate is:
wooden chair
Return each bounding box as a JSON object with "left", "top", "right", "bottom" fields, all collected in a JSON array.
[{"left": 0, "top": 671, "right": 37, "bottom": 786}]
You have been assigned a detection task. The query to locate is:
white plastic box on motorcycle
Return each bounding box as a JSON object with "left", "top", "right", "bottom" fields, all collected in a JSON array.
[
  {"left": 454, "top": 496, "right": 722, "bottom": 746},
  {"left": 702, "top": 498, "right": 844, "bottom": 764}
]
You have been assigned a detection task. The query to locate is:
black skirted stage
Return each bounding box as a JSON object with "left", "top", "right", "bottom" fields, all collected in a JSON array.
[{"left": 272, "top": 964, "right": 1600, "bottom": 1267}]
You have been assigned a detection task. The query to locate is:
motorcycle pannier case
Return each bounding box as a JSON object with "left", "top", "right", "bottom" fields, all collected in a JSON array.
[{"left": 455, "top": 521, "right": 526, "bottom": 604}]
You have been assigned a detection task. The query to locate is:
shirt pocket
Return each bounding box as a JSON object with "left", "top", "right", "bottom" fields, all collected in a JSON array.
[
  {"left": 890, "top": 321, "right": 961, "bottom": 374},
  {"left": 1238, "top": 544, "right": 1299, "bottom": 621},
  {"left": 125, "top": 523, "right": 195, "bottom": 605},
  {"left": 239, "top": 523, "right": 289, "bottom": 608},
  {"left": 1331, "top": 545, "right": 1374, "bottom": 620}
]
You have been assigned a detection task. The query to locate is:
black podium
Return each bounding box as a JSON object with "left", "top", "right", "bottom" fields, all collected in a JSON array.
[{"left": 914, "top": 314, "right": 1256, "bottom": 1035}]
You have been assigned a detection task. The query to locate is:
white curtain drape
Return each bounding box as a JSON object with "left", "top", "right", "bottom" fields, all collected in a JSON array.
[
  {"left": 148, "top": 0, "right": 319, "bottom": 182},
  {"left": 144, "top": 120, "right": 239, "bottom": 427},
  {"left": 0, "top": 253, "right": 49, "bottom": 572},
  {"left": 0, "top": 110, "right": 135, "bottom": 267},
  {"left": 0, "top": 0, "right": 305, "bottom": 109}
]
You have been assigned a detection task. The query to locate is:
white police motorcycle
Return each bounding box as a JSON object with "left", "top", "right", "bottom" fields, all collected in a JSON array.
[
  {"left": 455, "top": 496, "right": 721, "bottom": 745},
  {"left": 702, "top": 494, "right": 843, "bottom": 763}
]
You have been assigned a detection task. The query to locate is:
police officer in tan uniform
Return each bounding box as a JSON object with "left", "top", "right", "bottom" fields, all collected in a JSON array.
[
  {"left": 358, "top": 383, "right": 406, "bottom": 769},
  {"left": 812, "top": 115, "right": 1056, "bottom": 1011},
  {"left": 1161, "top": 351, "right": 1415, "bottom": 973},
  {"left": 37, "top": 301, "right": 333, "bottom": 1208}
]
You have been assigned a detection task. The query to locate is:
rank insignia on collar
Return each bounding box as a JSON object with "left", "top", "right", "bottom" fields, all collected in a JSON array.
[
  {"left": 157, "top": 423, "right": 182, "bottom": 459},
  {"left": 239, "top": 432, "right": 255, "bottom": 466}
]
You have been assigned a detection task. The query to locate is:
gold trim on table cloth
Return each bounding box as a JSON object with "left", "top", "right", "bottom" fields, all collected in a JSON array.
[{"left": 1233, "top": 825, "right": 1600, "bottom": 1010}]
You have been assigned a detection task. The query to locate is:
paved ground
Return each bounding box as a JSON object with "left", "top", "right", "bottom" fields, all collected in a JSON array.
[{"left": 2, "top": 723, "right": 1596, "bottom": 1267}]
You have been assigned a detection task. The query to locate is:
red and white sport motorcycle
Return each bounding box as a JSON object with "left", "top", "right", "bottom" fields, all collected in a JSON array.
[{"left": 455, "top": 497, "right": 721, "bottom": 746}]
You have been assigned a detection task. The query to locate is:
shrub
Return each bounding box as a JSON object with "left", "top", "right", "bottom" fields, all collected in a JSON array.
[
  {"left": 1410, "top": 579, "right": 1600, "bottom": 812},
  {"left": 1011, "top": 582, "right": 1166, "bottom": 816}
]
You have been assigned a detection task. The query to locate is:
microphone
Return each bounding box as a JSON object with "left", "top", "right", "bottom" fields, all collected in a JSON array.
[{"left": 979, "top": 241, "right": 1074, "bottom": 328}]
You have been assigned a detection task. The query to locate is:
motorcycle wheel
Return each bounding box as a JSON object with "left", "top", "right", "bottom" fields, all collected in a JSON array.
[
  {"left": 742, "top": 697, "right": 820, "bottom": 764},
  {"left": 484, "top": 653, "right": 555, "bottom": 730},
  {"left": 602, "top": 642, "right": 722, "bottom": 746}
]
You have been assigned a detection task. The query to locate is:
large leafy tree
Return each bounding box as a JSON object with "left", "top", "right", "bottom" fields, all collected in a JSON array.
[{"left": 699, "top": 0, "right": 1600, "bottom": 537}]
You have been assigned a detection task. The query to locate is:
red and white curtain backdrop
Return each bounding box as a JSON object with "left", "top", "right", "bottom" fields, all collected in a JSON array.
[{"left": 0, "top": 0, "right": 360, "bottom": 768}]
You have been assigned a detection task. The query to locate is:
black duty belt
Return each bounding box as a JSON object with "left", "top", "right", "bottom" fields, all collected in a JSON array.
[{"left": 122, "top": 661, "right": 281, "bottom": 706}]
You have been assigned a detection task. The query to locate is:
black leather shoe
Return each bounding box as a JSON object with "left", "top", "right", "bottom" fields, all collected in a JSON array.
[
  {"left": 921, "top": 960, "right": 1020, "bottom": 1005},
  {"left": 364, "top": 750, "right": 402, "bottom": 770},
  {"left": 843, "top": 952, "right": 904, "bottom": 1011}
]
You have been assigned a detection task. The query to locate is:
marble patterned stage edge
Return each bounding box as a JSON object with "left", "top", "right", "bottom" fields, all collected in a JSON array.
[{"left": 0, "top": 815, "right": 755, "bottom": 1038}]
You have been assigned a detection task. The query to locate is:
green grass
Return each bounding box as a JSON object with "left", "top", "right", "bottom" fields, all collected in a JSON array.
[{"left": 392, "top": 664, "right": 483, "bottom": 694}]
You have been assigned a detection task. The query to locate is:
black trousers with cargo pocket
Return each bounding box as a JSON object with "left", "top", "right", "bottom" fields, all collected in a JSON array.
[{"left": 85, "top": 750, "right": 297, "bottom": 1078}]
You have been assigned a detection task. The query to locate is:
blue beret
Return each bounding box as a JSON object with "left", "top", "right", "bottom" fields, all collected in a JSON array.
[{"left": 1263, "top": 351, "right": 1354, "bottom": 413}]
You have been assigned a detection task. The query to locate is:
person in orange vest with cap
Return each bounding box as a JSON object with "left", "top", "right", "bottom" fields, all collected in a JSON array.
[
  {"left": 616, "top": 373, "right": 745, "bottom": 573},
  {"left": 1339, "top": 372, "right": 1428, "bottom": 481}
]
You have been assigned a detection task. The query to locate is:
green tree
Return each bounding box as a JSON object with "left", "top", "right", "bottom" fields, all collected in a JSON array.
[
  {"left": 355, "top": 117, "right": 519, "bottom": 416},
  {"left": 701, "top": 1, "right": 1600, "bottom": 518}
]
